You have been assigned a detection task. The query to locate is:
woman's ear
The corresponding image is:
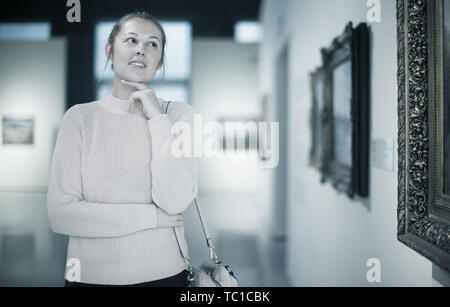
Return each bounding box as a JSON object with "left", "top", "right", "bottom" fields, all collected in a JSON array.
[{"left": 105, "top": 43, "right": 112, "bottom": 60}]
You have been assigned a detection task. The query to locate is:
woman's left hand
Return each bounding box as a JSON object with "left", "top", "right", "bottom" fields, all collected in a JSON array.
[{"left": 121, "top": 80, "right": 163, "bottom": 119}]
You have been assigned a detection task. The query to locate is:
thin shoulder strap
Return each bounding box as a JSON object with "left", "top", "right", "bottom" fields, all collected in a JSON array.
[
  {"left": 163, "top": 101, "right": 220, "bottom": 268},
  {"left": 174, "top": 197, "right": 219, "bottom": 266},
  {"left": 163, "top": 100, "right": 172, "bottom": 114}
]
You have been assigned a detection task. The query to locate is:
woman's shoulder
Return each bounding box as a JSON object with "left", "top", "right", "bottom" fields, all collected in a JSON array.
[
  {"left": 157, "top": 97, "right": 195, "bottom": 119},
  {"left": 61, "top": 100, "right": 100, "bottom": 124},
  {"left": 61, "top": 104, "right": 81, "bottom": 121}
]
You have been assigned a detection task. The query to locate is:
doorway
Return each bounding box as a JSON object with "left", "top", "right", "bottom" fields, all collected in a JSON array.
[{"left": 271, "top": 42, "right": 289, "bottom": 272}]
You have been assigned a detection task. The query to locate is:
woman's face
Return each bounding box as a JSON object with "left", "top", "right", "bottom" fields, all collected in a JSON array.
[{"left": 106, "top": 18, "right": 163, "bottom": 83}]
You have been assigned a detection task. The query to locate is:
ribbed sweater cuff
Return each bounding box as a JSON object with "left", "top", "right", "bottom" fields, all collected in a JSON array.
[{"left": 135, "top": 204, "right": 158, "bottom": 229}]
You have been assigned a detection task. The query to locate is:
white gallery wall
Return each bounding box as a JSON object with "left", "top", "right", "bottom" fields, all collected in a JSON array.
[
  {"left": 259, "top": 0, "right": 449, "bottom": 286},
  {"left": 0, "top": 38, "right": 67, "bottom": 285},
  {"left": 0, "top": 38, "right": 66, "bottom": 191},
  {"left": 186, "top": 39, "right": 263, "bottom": 274},
  {"left": 191, "top": 39, "right": 260, "bottom": 196}
]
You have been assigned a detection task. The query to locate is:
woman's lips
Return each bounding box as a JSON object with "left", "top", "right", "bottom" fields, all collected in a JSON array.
[{"left": 129, "top": 62, "right": 146, "bottom": 69}]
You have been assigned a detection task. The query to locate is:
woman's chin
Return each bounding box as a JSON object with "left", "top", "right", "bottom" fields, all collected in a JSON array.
[
  {"left": 117, "top": 69, "right": 155, "bottom": 83},
  {"left": 120, "top": 75, "right": 150, "bottom": 84}
]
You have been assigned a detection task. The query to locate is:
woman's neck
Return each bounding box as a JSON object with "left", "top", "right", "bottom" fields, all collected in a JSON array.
[{"left": 110, "top": 77, "right": 146, "bottom": 100}]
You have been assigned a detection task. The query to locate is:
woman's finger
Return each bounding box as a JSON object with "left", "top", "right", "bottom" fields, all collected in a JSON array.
[
  {"left": 175, "top": 220, "right": 184, "bottom": 227},
  {"left": 172, "top": 216, "right": 182, "bottom": 223},
  {"left": 128, "top": 92, "right": 143, "bottom": 110}
]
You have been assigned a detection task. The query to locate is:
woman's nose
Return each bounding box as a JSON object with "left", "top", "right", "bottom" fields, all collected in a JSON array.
[{"left": 135, "top": 44, "right": 145, "bottom": 56}]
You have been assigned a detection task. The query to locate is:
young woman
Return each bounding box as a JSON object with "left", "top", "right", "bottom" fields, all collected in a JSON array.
[{"left": 47, "top": 12, "right": 197, "bottom": 287}]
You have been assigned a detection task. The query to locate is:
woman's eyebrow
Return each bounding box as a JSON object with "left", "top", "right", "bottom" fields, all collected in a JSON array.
[{"left": 126, "top": 32, "right": 161, "bottom": 42}]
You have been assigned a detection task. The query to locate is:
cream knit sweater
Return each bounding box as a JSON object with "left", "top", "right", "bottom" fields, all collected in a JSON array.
[{"left": 47, "top": 92, "right": 197, "bottom": 285}]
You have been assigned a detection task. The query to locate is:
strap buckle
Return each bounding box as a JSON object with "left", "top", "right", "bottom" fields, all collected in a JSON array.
[
  {"left": 184, "top": 256, "right": 193, "bottom": 274},
  {"left": 209, "top": 247, "right": 220, "bottom": 264}
]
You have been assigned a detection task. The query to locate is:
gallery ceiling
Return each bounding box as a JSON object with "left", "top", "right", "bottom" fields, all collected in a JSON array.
[{"left": 0, "top": 0, "right": 262, "bottom": 37}]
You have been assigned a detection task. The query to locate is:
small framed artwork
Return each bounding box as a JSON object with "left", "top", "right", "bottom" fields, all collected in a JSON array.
[
  {"left": 309, "top": 67, "right": 326, "bottom": 168},
  {"left": 397, "top": 0, "right": 450, "bottom": 273},
  {"left": 2, "top": 116, "right": 34, "bottom": 145},
  {"left": 320, "top": 21, "right": 370, "bottom": 198},
  {"left": 216, "top": 116, "right": 260, "bottom": 152}
]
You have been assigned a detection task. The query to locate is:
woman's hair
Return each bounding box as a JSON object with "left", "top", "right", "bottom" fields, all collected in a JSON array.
[{"left": 96, "top": 11, "right": 166, "bottom": 92}]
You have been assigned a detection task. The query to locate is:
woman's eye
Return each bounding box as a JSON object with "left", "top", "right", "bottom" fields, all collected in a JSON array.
[
  {"left": 149, "top": 42, "right": 158, "bottom": 48},
  {"left": 126, "top": 37, "right": 136, "bottom": 44}
]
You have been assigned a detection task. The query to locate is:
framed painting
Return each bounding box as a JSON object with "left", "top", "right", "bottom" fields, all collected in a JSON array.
[
  {"left": 397, "top": 0, "right": 450, "bottom": 272},
  {"left": 2, "top": 116, "right": 34, "bottom": 145},
  {"left": 309, "top": 67, "right": 326, "bottom": 168},
  {"left": 320, "top": 22, "right": 370, "bottom": 198}
]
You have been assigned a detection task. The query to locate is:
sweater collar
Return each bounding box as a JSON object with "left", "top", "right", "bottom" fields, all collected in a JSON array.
[
  {"left": 98, "top": 92, "right": 165, "bottom": 116},
  {"left": 98, "top": 93, "right": 132, "bottom": 115}
]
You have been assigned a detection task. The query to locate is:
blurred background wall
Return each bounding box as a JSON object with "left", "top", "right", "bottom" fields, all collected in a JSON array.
[
  {"left": 259, "top": 0, "right": 449, "bottom": 286},
  {"left": 0, "top": 38, "right": 67, "bottom": 285}
]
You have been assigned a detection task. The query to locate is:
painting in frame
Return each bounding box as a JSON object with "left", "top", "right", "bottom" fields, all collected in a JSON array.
[
  {"left": 2, "top": 116, "right": 34, "bottom": 145},
  {"left": 309, "top": 67, "right": 326, "bottom": 168},
  {"left": 320, "top": 21, "right": 370, "bottom": 198},
  {"left": 397, "top": 0, "right": 450, "bottom": 272}
]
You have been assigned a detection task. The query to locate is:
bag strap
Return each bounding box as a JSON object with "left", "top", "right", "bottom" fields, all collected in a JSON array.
[
  {"left": 162, "top": 101, "right": 220, "bottom": 271},
  {"left": 174, "top": 197, "right": 220, "bottom": 271},
  {"left": 162, "top": 100, "right": 172, "bottom": 114},
  {"left": 192, "top": 196, "right": 215, "bottom": 251}
]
